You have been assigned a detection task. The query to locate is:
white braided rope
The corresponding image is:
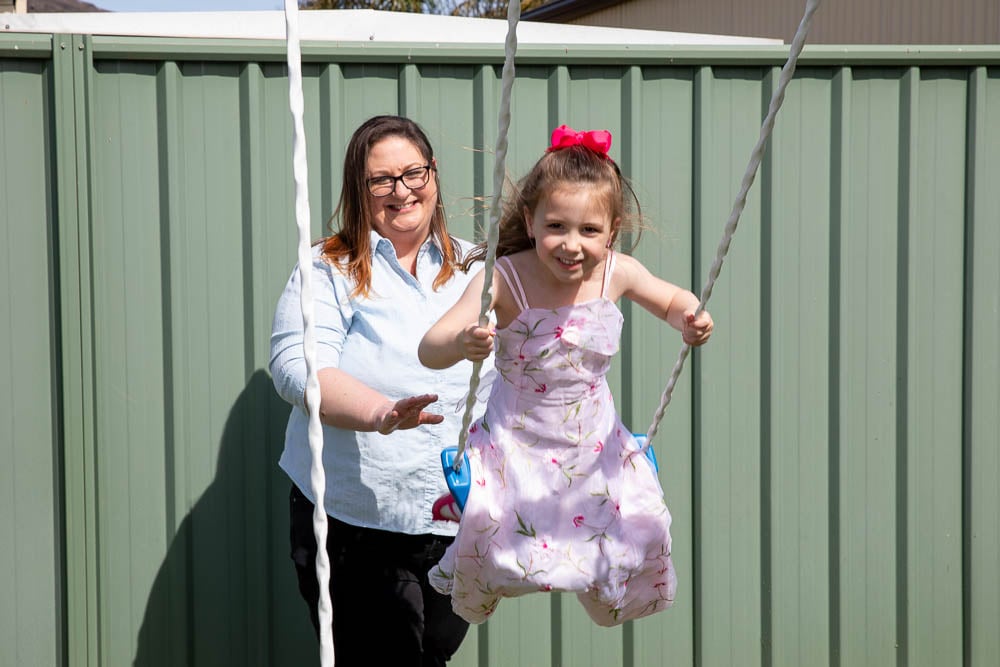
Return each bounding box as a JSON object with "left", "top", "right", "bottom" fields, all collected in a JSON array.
[
  {"left": 282, "top": 2, "right": 335, "bottom": 665},
  {"left": 454, "top": 1, "right": 521, "bottom": 468},
  {"left": 641, "top": 0, "right": 822, "bottom": 452},
  {"left": 281, "top": 0, "right": 818, "bottom": 654}
]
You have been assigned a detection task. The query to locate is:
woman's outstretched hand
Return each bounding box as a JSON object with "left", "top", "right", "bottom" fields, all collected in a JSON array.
[
  {"left": 375, "top": 393, "right": 444, "bottom": 434},
  {"left": 682, "top": 311, "right": 714, "bottom": 347}
]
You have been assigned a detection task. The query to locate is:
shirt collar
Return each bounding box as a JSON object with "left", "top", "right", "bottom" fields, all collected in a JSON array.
[{"left": 369, "top": 229, "right": 443, "bottom": 263}]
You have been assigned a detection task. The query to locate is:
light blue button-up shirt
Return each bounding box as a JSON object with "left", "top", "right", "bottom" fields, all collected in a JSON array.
[{"left": 270, "top": 231, "right": 486, "bottom": 536}]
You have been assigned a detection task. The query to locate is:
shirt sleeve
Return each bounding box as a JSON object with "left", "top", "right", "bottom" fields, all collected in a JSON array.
[{"left": 269, "top": 254, "right": 354, "bottom": 410}]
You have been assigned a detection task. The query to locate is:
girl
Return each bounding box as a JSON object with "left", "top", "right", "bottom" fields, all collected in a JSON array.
[{"left": 418, "top": 125, "right": 713, "bottom": 627}]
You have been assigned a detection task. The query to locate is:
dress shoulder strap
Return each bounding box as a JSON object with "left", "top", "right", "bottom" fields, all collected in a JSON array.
[
  {"left": 600, "top": 249, "right": 616, "bottom": 299},
  {"left": 494, "top": 256, "right": 530, "bottom": 312}
]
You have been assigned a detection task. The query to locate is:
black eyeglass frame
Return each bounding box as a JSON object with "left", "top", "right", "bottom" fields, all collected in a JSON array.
[{"left": 366, "top": 164, "right": 435, "bottom": 197}]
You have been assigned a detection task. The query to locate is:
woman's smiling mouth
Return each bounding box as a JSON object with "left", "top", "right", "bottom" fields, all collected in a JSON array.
[{"left": 387, "top": 200, "right": 417, "bottom": 213}]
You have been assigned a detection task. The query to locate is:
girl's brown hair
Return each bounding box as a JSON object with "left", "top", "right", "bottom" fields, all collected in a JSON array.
[
  {"left": 462, "top": 144, "right": 641, "bottom": 270},
  {"left": 320, "top": 115, "right": 460, "bottom": 297}
]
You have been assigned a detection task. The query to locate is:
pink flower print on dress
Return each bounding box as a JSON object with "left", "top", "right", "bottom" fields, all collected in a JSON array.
[
  {"left": 522, "top": 533, "right": 557, "bottom": 580},
  {"left": 573, "top": 515, "right": 585, "bottom": 528},
  {"left": 555, "top": 319, "right": 583, "bottom": 347},
  {"left": 534, "top": 383, "right": 548, "bottom": 393},
  {"left": 593, "top": 440, "right": 604, "bottom": 453}
]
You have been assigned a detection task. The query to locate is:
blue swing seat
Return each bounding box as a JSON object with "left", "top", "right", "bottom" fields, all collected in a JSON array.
[
  {"left": 440, "top": 447, "right": 473, "bottom": 512},
  {"left": 441, "top": 433, "right": 657, "bottom": 513}
]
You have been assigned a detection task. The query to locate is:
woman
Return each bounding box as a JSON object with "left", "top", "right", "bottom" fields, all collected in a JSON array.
[{"left": 270, "top": 115, "right": 481, "bottom": 666}]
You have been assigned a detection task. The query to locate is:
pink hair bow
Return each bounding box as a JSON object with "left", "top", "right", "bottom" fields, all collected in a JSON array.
[{"left": 547, "top": 124, "right": 613, "bottom": 157}]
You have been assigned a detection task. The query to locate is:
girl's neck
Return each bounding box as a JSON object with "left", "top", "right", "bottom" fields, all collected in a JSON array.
[{"left": 515, "top": 251, "right": 607, "bottom": 309}]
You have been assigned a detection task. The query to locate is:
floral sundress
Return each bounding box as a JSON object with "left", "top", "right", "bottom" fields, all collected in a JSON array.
[{"left": 429, "top": 251, "right": 677, "bottom": 627}]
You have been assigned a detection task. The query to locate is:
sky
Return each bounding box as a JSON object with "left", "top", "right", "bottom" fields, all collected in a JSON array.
[{"left": 94, "top": 1, "right": 284, "bottom": 10}]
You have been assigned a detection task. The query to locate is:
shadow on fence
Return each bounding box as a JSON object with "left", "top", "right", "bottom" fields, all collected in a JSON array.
[{"left": 133, "top": 370, "right": 318, "bottom": 666}]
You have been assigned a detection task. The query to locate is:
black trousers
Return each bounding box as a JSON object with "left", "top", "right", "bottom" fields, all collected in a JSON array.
[{"left": 289, "top": 485, "right": 469, "bottom": 667}]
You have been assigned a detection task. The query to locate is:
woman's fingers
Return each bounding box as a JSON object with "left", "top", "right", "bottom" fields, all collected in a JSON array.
[
  {"left": 378, "top": 394, "right": 441, "bottom": 434},
  {"left": 419, "top": 412, "right": 445, "bottom": 425}
]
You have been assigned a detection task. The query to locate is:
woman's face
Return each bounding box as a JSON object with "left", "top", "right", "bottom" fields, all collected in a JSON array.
[{"left": 365, "top": 135, "right": 438, "bottom": 244}]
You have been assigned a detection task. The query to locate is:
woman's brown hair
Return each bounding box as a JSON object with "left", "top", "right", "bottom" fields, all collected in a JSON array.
[{"left": 320, "top": 115, "right": 460, "bottom": 297}]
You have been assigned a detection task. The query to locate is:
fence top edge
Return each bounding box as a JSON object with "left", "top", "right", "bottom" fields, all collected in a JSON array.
[{"left": 4, "top": 33, "right": 1000, "bottom": 65}]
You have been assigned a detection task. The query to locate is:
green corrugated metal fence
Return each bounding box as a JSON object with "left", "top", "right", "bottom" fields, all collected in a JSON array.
[{"left": 1, "top": 31, "right": 998, "bottom": 667}]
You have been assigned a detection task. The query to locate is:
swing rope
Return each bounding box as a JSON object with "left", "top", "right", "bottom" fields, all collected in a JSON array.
[
  {"left": 282, "top": 3, "right": 523, "bottom": 662},
  {"left": 282, "top": 1, "right": 335, "bottom": 665},
  {"left": 283, "top": 0, "right": 820, "bottom": 659},
  {"left": 640, "top": 0, "right": 822, "bottom": 454},
  {"left": 454, "top": 1, "right": 521, "bottom": 468}
]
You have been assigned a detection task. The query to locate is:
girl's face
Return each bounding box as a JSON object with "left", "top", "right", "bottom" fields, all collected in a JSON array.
[
  {"left": 525, "top": 184, "right": 617, "bottom": 284},
  {"left": 366, "top": 135, "right": 438, "bottom": 243}
]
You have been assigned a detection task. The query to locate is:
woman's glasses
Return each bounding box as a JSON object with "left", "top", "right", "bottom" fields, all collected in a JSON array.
[{"left": 367, "top": 165, "right": 434, "bottom": 197}]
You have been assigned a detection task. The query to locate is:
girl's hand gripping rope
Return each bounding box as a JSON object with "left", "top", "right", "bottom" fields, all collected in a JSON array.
[
  {"left": 682, "top": 311, "right": 714, "bottom": 347},
  {"left": 458, "top": 323, "right": 495, "bottom": 362}
]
